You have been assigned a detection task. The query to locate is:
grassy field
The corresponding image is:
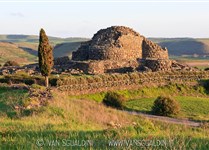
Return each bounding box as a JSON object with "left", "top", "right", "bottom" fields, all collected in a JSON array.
[
  {"left": 170, "top": 56, "right": 209, "bottom": 70},
  {"left": 125, "top": 96, "right": 209, "bottom": 121},
  {"left": 72, "top": 84, "right": 209, "bottom": 121},
  {"left": 0, "top": 84, "right": 209, "bottom": 149},
  {"left": 71, "top": 83, "right": 208, "bottom": 102}
]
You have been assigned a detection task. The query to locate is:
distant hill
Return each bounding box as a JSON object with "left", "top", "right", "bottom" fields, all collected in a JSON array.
[
  {"left": 149, "top": 38, "right": 209, "bottom": 56},
  {"left": 0, "top": 34, "right": 89, "bottom": 65},
  {"left": 53, "top": 42, "right": 83, "bottom": 58},
  {"left": 0, "top": 34, "right": 89, "bottom": 44},
  {"left": 1, "top": 34, "right": 209, "bottom": 65},
  {"left": 0, "top": 41, "right": 37, "bottom": 64}
]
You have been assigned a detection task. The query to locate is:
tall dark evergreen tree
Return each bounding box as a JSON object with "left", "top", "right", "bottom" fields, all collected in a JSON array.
[{"left": 38, "top": 28, "right": 54, "bottom": 87}]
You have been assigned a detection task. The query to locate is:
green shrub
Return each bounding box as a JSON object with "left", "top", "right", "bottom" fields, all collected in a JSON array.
[
  {"left": 204, "top": 68, "right": 209, "bottom": 71},
  {"left": 203, "top": 80, "right": 209, "bottom": 93},
  {"left": 4, "top": 61, "right": 20, "bottom": 67},
  {"left": 49, "top": 77, "right": 58, "bottom": 86},
  {"left": 152, "top": 96, "right": 180, "bottom": 116},
  {"left": 103, "top": 92, "right": 125, "bottom": 109},
  {"left": 0, "top": 78, "right": 11, "bottom": 84},
  {"left": 22, "top": 109, "right": 34, "bottom": 116},
  {"left": 23, "top": 79, "right": 35, "bottom": 85},
  {"left": 7, "top": 111, "right": 19, "bottom": 119}
]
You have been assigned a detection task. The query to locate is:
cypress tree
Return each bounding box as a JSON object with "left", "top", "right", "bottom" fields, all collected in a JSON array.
[{"left": 38, "top": 28, "right": 54, "bottom": 87}]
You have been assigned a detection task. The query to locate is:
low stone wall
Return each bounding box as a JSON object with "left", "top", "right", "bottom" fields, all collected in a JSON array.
[
  {"left": 53, "top": 59, "right": 140, "bottom": 75},
  {"left": 88, "top": 59, "right": 139, "bottom": 74},
  {"left": 144, "top": 59, "right": 172, "bottom": 71},
  {"left": 57, "top": 71, "right": 209, "bottom": 95},
  {"left": 54, "top": 56, "right": 70, "bottom": 65}
]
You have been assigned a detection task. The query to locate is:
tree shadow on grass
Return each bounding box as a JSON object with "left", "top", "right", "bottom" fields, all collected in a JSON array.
[
  {"left": 123, "top": 106, "right": 152, "bottom": 114},
  {"left": 19, "top": 46, "right": 38, "bottom": 57}
]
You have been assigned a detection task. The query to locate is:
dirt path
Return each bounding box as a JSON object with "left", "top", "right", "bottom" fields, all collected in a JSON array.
[{"left": 126, "top": 111, "right": 201, "bottom": 127}]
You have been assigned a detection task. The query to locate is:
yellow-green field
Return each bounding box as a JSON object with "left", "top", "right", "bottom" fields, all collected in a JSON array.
[
  {"left": 0, "top": 83, "right": 209, "bottom": 149},
  {"left": 125, "top": 96, "right": 209, "bottom": 121}
]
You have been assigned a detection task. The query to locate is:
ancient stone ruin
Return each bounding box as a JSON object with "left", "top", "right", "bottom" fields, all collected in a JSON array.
[
  {"left": 0, "top": 26, "right": 196, "bottom": 75},
  {"left": 72, "top": 26, "right": 143, "bottom": 61},
  {"left": 69, "top": 26, "right": 193, "bottom": 74}
]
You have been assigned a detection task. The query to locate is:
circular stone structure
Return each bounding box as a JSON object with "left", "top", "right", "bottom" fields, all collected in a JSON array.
[{"left": 72, "top": 26, "right": 144, "bottom": 61}]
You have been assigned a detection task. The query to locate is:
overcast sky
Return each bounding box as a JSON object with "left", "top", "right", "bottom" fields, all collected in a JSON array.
[{"left": 0, "top": 0, "right": 209, "bottom": 38}]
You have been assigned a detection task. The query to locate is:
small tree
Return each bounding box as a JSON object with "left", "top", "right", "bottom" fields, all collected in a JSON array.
[{"left": 38, "top": 28, "right": 54, "bottom": 87}]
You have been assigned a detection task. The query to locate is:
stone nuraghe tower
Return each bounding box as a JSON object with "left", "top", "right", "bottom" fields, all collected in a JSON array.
[{"left": 71, "top": 26, "right": 171, "bottom": 74}]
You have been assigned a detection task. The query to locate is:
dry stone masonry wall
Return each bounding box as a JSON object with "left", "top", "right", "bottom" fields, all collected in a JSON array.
[
  {"left": 72, "top": 26, "right": 143, "bottom": 61},
  {"left": 57, "top": 71, "right": 209, "bottom": 95},
  {"left": 142, "top": 38, "right": 169, "bottom": 59},
  {"left": 144, "top": 59, "right": 172, "bottom": 71}
]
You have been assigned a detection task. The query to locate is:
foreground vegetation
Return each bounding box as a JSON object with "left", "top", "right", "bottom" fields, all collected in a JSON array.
[
  {"left": 72, "top": 83, "right": 208, "bottom": 102},
  {"left": 125, "top": 96, "right": 209, "bottom": 122},
  {"left": 0, "top": 82, "right": 209, "bottom": 149}
]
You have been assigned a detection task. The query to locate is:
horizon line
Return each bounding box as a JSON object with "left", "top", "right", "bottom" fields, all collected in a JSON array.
[
  {"left": 0, "top": 34, "right": 208, "bottom": 39},
  {"left": 1, "top": 1, "right": 209, "bottom": 3}
]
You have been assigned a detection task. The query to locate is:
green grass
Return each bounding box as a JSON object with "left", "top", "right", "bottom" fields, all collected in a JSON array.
[
  {"left": 125, "top": 96, "right": 209, "bottom": 121},
  {"left": 71, "top": 83, "right": 208, "bottom": 102},
  {"left": 0, "top": 86, "right": 28, "bottom": 117},
  {"left": 0, "top": 119, "right": 208, "bottom": 149},
  {"left": 71, "top": 92, "right": 106, "bottom": 102},
  {"left": 0, "top": 84, "right": 209, "bottom": 149},
  {"left": 72, "top": 83, "right": 209, "bottom": 121}
]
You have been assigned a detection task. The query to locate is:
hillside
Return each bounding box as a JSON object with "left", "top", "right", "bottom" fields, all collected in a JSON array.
[
  {"left": 53, "top": 42, "right": 82, "bottom": 58},
  {"left": 0, "top": 34, "right": 89, "bottom": 65},
  {"left": 149, "top": 38, "right": 209, "bottom": 56},
  {"left": 0, "top": 34, "right": 89, "bottom": 44},
  {"left": 0, "top": 42, "right": 37, "bottom": 64}
]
